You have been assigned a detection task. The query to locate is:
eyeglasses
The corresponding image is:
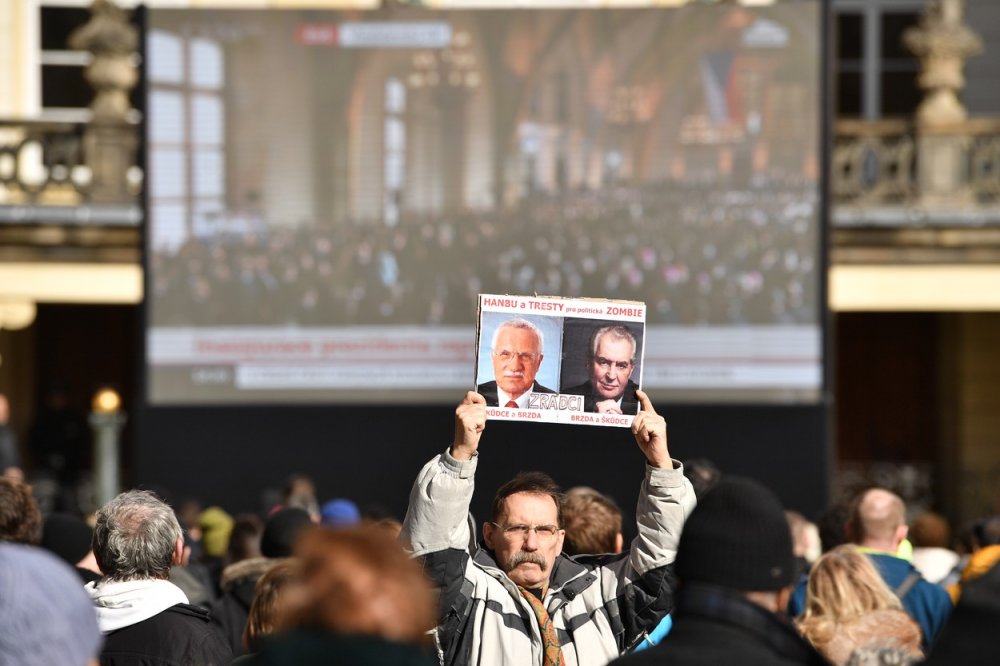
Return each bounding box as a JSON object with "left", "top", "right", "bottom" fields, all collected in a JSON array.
[
  {"left": 594, "top": 356, "right": 633, "bottom": 371},
  {"left": 490, "top": 522, "right": 562, "bottom": 540},
  {"left": 493, "top": 350, "right": 540, "bottom": 363}
]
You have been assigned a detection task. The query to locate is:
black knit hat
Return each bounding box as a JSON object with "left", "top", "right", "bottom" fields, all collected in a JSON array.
[
  {"left": 40, "top": 513, "right": 93, "bottom": 565},
  {"left": 675, "top": 476, "right": 795, "bottom": 591},
  {"left": 261, "top": 507, "right": 312, "bottom": 558}
]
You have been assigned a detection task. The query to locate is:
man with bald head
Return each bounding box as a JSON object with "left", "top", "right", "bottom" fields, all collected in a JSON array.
[{"left": 789, "top": 487, "right": 952, "bottom": 650}]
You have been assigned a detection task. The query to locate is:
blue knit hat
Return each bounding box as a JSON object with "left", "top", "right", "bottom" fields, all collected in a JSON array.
[
  {"left": 320, "top": 499, "right": 361, "bottom": 527},
  {"left": 0, "top": 543, "right": 103, "bottom": 665}
]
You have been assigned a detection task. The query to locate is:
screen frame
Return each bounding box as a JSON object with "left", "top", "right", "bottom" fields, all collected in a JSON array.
[{"left": 135, "top": 0, "right": 831, "bottom": 410}]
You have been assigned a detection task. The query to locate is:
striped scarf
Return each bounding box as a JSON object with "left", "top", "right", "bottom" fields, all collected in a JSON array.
[{"left": 519, "top": 586, "right": 565, "bottom": 666}]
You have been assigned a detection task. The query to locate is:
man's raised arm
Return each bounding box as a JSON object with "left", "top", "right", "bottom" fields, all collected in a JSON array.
[
  {"left": 401, "top": 392, "right": 486, "bottom": 556},
  {"left": 628, "top": 389, "right": 696, "bottom": 577}
]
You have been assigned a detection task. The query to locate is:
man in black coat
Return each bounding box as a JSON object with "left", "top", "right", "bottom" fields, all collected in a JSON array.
[
  {"left": 610, "top": 478, "right": 826, "bottom": 666},
  {"left": 476, "top": 318, "right": 555, "bottom": 407},
  {"left": 86, "top": 490, "right": 232, "bottom": 666},
  {"left": 563, "top": 325, "right": 640, "bottom": 415}
]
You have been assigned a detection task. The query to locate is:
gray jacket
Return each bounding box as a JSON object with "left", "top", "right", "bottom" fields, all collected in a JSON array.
[{"left": 401, "top": 449, "right": 695, "bottom": 666}]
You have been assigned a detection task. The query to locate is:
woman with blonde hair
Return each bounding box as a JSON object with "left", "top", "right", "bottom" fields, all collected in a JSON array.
[{"left": 797, "top": 545, "right": 923, "bottom": 665}]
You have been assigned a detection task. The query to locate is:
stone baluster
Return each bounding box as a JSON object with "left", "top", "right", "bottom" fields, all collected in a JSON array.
[
  {"left": 69, "top": 0, "right": 138, "bottom": 203},
  {"left": 904, "top": 0, "right": 983, "bottom": 207}
]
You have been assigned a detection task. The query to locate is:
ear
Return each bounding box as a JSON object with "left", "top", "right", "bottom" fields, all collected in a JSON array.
[
  {"left": 775, "top": 586, "right": 793, "bottom": 614},
  {"left": 172, "top": 537, "right": 184, "bottom": 567},
  {"left": 895, "top": 524, "right": 909, "bottom": 549},
  {"left": 614, "top": 532, "right": 624, "bottom": 555},
  {"left": 483, "top": 522, "right": 496, "bottom": 550}
]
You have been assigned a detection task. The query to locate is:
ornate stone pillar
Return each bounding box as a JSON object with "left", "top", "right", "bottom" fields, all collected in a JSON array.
[
  {"left": 904, "top": 0, "right": 982, "bottom": 126},
  {"left": 904, "top": 0, "right": 983, "bottom": 207},
  {"left": 69, "top": 0, "right": 138, "bottom": 203}
]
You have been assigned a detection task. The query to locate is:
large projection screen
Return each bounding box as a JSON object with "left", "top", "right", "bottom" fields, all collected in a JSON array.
[{"left": 144, "top": 1, "right": 824, "bottom": 405}]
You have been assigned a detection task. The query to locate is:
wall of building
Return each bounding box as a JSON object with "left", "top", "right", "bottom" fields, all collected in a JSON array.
[{"left": 941, "top": 313, "right": 1000, "bottom": 527}]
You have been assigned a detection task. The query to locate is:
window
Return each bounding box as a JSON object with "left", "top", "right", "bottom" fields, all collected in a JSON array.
[
  {"left": 833, "top": 1, "right": 922, "bottom": 118},
  {"left": 384, "top": 77, "right": 406, "bottom": 227},
  {"left": 148, "top": 29, "right": 225, "bottom": 250}
]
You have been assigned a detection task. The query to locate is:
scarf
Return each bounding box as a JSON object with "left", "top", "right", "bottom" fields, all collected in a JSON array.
[
  {"left": 86, "top": 578, "right": 189, "bottom": 633},
  {"left": 519, "top": 586, "right": 565, "bottom": 666}
]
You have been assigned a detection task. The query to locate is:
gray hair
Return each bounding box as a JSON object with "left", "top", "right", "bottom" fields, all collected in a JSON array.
[
  {"left": 491, "top": 318, "right": 544, "bottom": 354},
  {"left": 590, "top": 325, "right": 637, "bottom": 362},
  {"left": 93, "top": 490, "right": 182, "bottom": 581}
]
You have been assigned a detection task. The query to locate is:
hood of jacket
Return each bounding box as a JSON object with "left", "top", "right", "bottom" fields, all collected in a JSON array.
[
  {"left": 86, "top": 578, "right": 189, "bottom": 633},
  {"left": 220, "top": 556, "right": 279, "bottom": 592}
]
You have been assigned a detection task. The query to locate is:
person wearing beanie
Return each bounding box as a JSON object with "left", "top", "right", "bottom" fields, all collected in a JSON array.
[
  {"left": 401, "top": 390, "right": 696, "bottom": 666},
  {"left": 612, "top": 477, "right": 826, "bottom": 666},
  {"left": 197, "top": 505, "right": 235, "bottom": 595},
  {"left": 260, "top": 507, "right": 312, "bottom": 558},
  {"left": 320, "top": 498, "right": 361, "bottom": 527},
  {"left": 88, "top": 490, "right": 231, "bottom": 666},
  {"left": 41, "top": 511, "right": 103, "bottom": 583},
  {"left": 199, "top": 506, "right": 235, "bottom": 560},
  {"left": 209, "top": 508, "right": 311, "bottom": 657},
  {"left": 0, "top": 542, "right": 103, "bottom": 666}
]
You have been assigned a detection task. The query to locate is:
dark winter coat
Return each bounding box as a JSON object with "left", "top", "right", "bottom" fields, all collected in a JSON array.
[
  {"left": 611, "top": 583, "right": 827, "bottom": 666},
  {"left": 209, "top": 557, "right": 276, "bottom": 656},
  {"left": 99, "top": 603, "right": 232, "bottom": 666}
]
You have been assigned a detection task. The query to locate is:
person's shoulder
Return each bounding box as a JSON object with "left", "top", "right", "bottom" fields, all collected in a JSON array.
[
  {"left": 533, "top": 382, "right": 556, "bottom": 394},
  {"left": 914, "top": 574, "right": 953, "bottom": 604},
  {"left": 164, "top": 604, "right": 233, "bottom": 661},
  {"left": 154, "top": 603, "right": 219, "bottom": 633}
]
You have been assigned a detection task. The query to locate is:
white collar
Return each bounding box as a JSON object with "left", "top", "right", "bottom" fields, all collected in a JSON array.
[{"left": 497, "top": 384, "right": 535, "bottom": 408}]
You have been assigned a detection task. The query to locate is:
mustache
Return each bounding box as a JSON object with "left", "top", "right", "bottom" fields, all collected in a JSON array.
[{"left": 507, "top": 551, "right": 548, "bottom": 571}]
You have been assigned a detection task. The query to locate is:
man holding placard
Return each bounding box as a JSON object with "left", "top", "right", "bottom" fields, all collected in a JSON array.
[
  {"left": 476, "top": 318, "right": 556, "bottom": 408},
  {"left": 401, "top": 390, "right": 695, "bottom": 666}
]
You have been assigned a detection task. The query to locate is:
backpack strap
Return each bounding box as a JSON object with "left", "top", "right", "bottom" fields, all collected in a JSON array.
[{"left": 893, "top": 571, "right": 922, "bottom": 600}]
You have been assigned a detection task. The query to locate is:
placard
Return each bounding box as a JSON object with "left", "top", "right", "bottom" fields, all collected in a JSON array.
[{"left": 475, "top": 294, "right": 646, "bottom": 427}]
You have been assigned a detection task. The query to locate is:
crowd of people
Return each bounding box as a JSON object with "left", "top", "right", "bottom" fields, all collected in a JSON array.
[
  {"left": 150, "top": 178, "right": 817, "bottom": 328},
  {"left": 1, "top": 390, "right": 997, "bottom": 665}
]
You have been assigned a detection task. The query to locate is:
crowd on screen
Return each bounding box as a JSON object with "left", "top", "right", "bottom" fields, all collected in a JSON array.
[
  {"left": 0, "top": 387, "right": 996, "bottom": 665},
  {"left": 150, "top": 178, "right": 817, "bottom": 328}
]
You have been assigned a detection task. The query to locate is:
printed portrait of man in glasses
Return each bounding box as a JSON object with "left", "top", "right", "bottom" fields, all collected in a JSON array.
[
  {"left": 563, "top": 324, "right": 640, "bottom": 415},
  {"left": 476, "top": 318, "right": 555, "bottom": 408}
]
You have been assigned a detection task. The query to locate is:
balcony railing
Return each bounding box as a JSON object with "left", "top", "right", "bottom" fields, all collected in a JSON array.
[
  {"left": 832, "top": 117, "right": 1000, "bottom": 227},
  {"left": 0, "top": 119, "right": 90, "bottom": 205},
  {"left": 0, "top": 118, "right": 141, "bottom": 226}
]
